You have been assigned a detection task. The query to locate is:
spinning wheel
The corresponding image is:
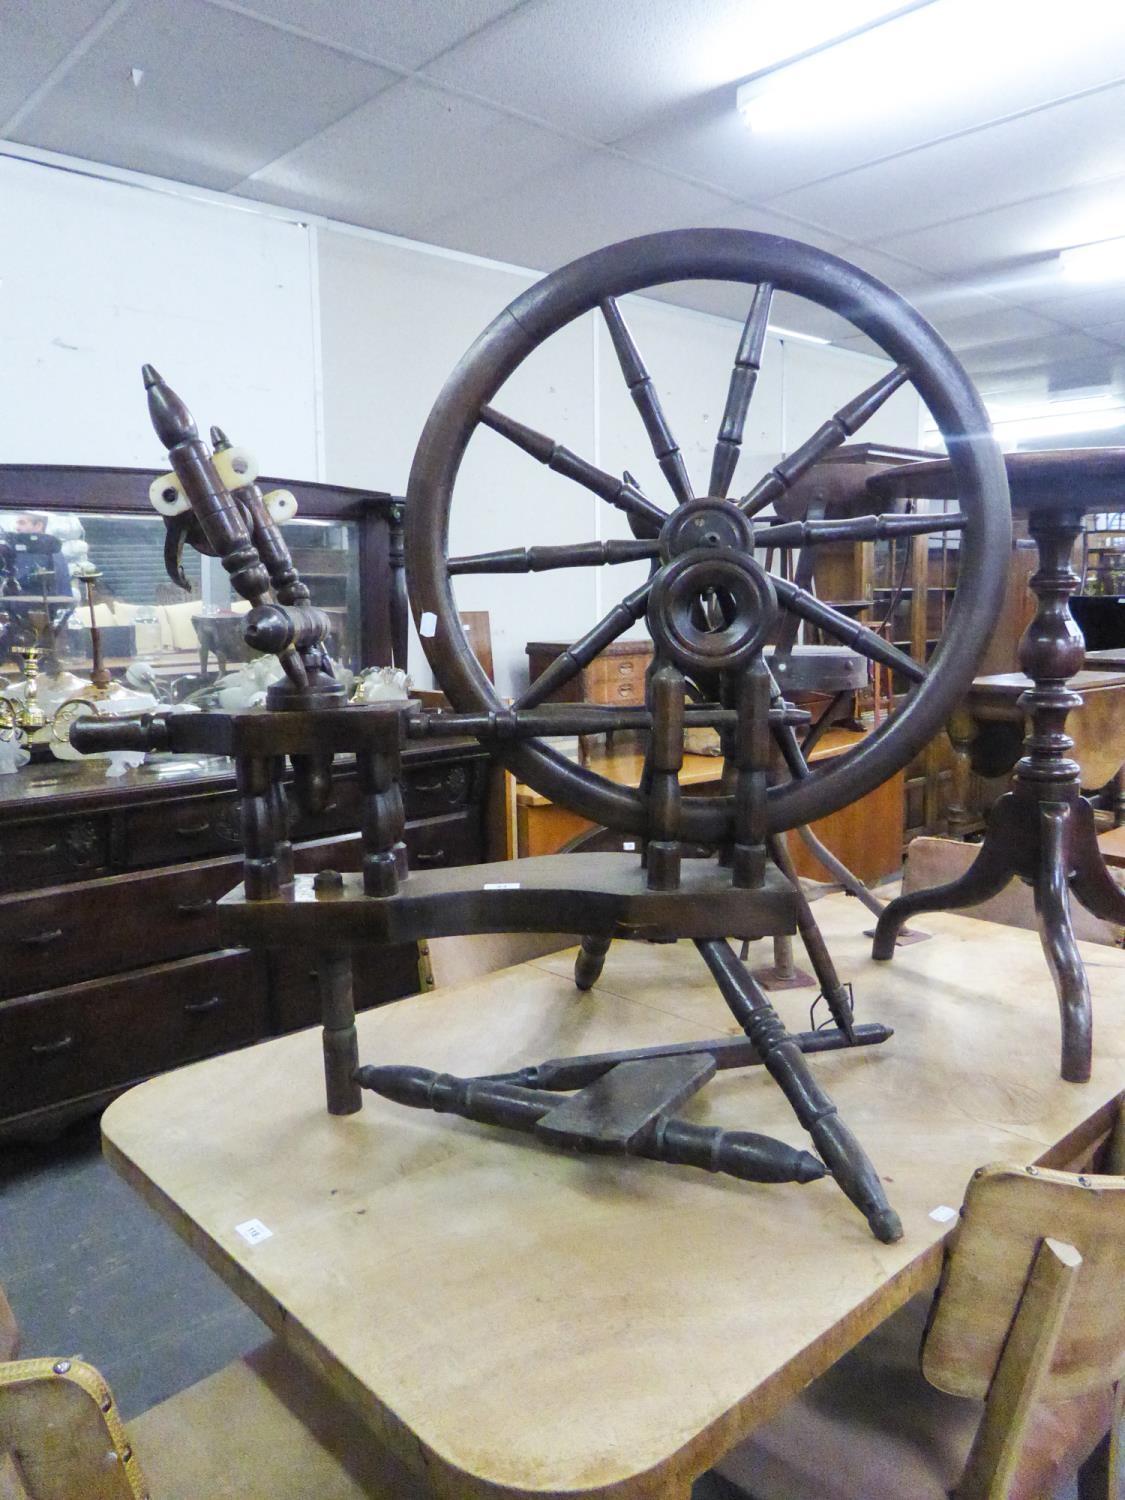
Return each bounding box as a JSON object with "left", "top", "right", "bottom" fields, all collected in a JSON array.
[
  {"left": 76, "top": 232, "right": 1012, "bottom": 1246},
  {"left": 407, "top": 229, "right": 1011, "bottom": 839}
]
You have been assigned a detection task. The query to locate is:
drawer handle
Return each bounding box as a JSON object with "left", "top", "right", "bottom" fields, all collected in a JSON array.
[
  {"left": 175, "top": 897, "right": 214, "bottom": 916},
  {"left": 20, "top": 928, "right": 64, "bottom": 948},
  {"left": 31, "top": 1034, "right": 74, "bottom": 1058},
  {"left": 411, "top": 779, "right": 446, "bottom": 794},
  {"left": 13, "top": 841, "right": 59, "bottom": 857},
  {"left": 174, "top": 820, "right": 212, "bottom": 837},
  {"left": 184, "top": 994, "right": 226, "bottom": 1015},
  {"left": 413, "top": 848, "right": 446, "bottom": 866}
]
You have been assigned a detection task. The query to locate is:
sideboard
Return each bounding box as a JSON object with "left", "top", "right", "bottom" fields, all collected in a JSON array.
[{"left": 0, "top": 744, "right": 487, "bottom": 1140}]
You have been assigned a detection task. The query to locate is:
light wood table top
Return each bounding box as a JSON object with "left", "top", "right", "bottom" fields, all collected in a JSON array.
[{"left": 102, "top": 897, "right": 1125, "bottom": 1499}]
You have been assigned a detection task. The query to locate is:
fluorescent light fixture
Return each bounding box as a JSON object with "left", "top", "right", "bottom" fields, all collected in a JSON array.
[
  {"left": 767, "top": 323, "right": 830, "bottom": 345},
  {"left": 1058, "top": 236, "right": 1125, "bottom": 284}
]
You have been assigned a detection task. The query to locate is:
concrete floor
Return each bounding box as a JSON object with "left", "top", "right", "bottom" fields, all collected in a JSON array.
[{"left": 0, "top": 1114, "right": 264, "bottom": 1421}]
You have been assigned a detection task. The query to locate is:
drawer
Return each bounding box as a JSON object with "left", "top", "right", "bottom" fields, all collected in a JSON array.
[
  {"left": 0, "top": 815, "right": 111, "bottom": 893},
  {"left": 0, "top": 949, "right": 267, "bottom": 1117},
  {"left": 270, "top": 944, "right": 424, "bottom": 1034},
  {"left": 0, "top": 856, "right": 242, "bottom": 998},
  {"left": 292, "top": 812, "right": 482, "bottom": 879},
  {"left": 290, "top": 757, "right": 484, "bottom": 835},
  {"left": 122, "top": 793, "right": 243, "bottom": 868},
  {"left": 585, "top": 663, "right": 647, "bottom": 706},
  {"left": 408, "top": 812, "right": 481, "bottom": 871},
  {"left": 402, "top": 760, "right": 478, "bottom": 820}
]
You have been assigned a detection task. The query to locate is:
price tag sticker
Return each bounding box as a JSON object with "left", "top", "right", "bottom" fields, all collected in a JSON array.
[
  {"left": 484, "top": 881, "right": 521, "bottom": 890},
  {"left": 929, "top": 1204, "right": 958, "bottom": 1224},
  {"left": 419, "top": 611, "right": 438, "bottom": 638},
  {"left": 235, "top": 1218, "right": 274, "bottom": 1245}
]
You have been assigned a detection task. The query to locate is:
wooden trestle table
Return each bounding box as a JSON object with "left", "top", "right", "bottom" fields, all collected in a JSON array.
[{"left": 101, "top": 895, "right": 1125, "bottom": 1499}]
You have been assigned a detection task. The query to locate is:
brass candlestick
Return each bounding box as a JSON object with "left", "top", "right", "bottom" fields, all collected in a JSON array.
[{"left": 11, "top": 645, "right": 46, "bottom": 730}]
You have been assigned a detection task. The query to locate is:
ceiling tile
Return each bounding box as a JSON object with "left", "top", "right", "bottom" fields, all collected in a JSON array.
[
  {"left": 211, "top": 0, "right": 527, "bottom": 69},
  {"left": 9, "top": 0, "right": 395, "bottom": 189},
  {"left": 242, "top": 79, "right": 586, "bottom": 236},
  {"left": 0, "top": 0, "right": 115, "bottom": 125},
  {"left": 617, "top": 0, "right": 1125, "bottom": 202},
  {"left": 1006, "top": 282, "right": 1125, "bottom": 332},
  {"left": 420, "top": 150, "right": 738, "bottom": 273},
  {"left": 772, "top": 84, "right": 1125, "bottom": 245},
  {"left": 421, "top": 0, "right": 788, "bottom": 145},
  {"left": 929, "top": 306, "right": 1065, "bottom": 352},
  {"left": 957, "top": 329, "right": 1115, "bottom": 377},
  {"left": 873, "top": 175, "right": 1125, "bottom": 277}
]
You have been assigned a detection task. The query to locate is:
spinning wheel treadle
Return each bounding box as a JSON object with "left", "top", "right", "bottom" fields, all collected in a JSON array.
[{"left": 76, "top": 229, "right": 1011, "bottom": 1245}]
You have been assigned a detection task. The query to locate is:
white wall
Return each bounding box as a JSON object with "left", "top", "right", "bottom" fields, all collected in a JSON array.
[
  {"left": 1, "top": 149, "right": 923, "bottom": 696},
  {"left": 0, "top": 154, "right": 320, "bottom": 478}
]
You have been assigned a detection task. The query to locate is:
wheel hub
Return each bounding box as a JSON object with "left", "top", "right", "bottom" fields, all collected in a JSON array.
[{"left": 659, "top": 497, "right": 755, "bottom": 564}]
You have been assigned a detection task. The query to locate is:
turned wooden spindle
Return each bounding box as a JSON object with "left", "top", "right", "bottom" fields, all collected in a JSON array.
[
  {"left": 646, "top": 661, "right": 685, "bottom": 891},
  {"left": 237, "top": 754, "right": 283, "bottom": 900}
]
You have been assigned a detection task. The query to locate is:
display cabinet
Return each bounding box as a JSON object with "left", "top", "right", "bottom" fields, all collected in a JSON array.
[
  {"left": 0, "top": 465, "right": 476, "bottom": 1141},
  {"left": 0, "top": 465, "right": 408, "bottom": 680}
]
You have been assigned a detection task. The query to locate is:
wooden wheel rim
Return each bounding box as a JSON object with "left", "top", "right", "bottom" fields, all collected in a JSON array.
[{"left": 406, "top": 229, "right": 1010, "bottom": 837}]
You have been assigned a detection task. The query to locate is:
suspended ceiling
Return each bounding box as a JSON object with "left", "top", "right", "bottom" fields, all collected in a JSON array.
[{"left": 4, "top": 0, "right": 1125, "bottom": 418}]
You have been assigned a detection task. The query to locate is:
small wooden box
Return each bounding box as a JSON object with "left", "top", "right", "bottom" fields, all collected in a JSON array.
[{"left": 525, "top": 638, "right": 652, "bottom": 707}]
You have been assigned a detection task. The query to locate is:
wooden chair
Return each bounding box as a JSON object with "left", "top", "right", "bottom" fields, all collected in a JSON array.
[
  {"left": 903, "top": 835, "right": 1125, "bottom": 948},
  {"left": 714, "top": 1101, "right": 1125, "bottom": 1500},
  {"left": 0, "top": 1309, "right": 428, "bottom": 1498}
]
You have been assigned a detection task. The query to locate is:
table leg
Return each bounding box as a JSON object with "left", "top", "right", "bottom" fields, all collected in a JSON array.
[{"left": 1033, "top": 804, "right": 1093, "bottom": 1084}]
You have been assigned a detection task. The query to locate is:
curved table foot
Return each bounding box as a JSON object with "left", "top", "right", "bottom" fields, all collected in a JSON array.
[
  {"left": 872, "top": 830, "right": 1016, "bottom": 960},
  {"left": 1035, "top": 804, "right": 1093, "bottom": 1084}
]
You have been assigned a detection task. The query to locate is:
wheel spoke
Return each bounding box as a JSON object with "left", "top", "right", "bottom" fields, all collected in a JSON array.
[
  {"left": 480, "top": 406, "right": 667, "bottom": 533},
  {"left": 516, "top": 579, "right": 652, "bottom": 709},
  {"left": 772, "top": 574, "right": 927, "bottom": 683},
  {"left": 758, "top": 510, "right": 966, "bottom": 548},
  {"left": 448, "top": 539, "right": 658, "bottom": 575},
  {"left": 740, "top": 364, "right": 910, "bottom": 519},
  {"left": 709, "top": 282, "right": 773, "bottom": 499},
  {"left": 600, "top": 297, "right": 694, "bottom": 507}
]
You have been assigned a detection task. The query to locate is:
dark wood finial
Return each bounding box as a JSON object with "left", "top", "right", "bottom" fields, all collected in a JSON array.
[{"left": 144, "top": 365, "right": 198, "bottom": 448}]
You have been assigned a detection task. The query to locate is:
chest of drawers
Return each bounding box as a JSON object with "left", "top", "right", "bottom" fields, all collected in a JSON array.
[{"left": 0, "top": 744, "right": 487, "bottom": 1139}]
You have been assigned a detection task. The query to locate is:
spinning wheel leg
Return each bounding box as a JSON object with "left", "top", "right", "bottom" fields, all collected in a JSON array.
[
  {"left": 697, "top": 939, "right": 901, "bottom": 1242},
  {"left": 575, "top": 933, "right": 612, "bottom": 991},
  {"left": 768, "top": 835, "right": 855, "bottom": 1039},
  {"left": 872, "top": 813, "right": 1018, "bottom": 959},
  {"left": 1035, "top": 804, "right": 1093, "bottom": 1084}
]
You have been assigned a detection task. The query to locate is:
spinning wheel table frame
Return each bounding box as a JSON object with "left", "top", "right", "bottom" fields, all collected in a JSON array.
[{"left": 78, "top": 229, "right": 1012, "bottom": 1244}]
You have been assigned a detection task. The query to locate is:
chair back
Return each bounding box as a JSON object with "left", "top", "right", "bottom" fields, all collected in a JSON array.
[{"left": 922, "top": 1161, "right": 1125, "bottom": 1402}]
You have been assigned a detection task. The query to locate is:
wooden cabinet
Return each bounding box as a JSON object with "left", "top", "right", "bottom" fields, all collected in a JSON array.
[
  {"left": 526, "top": 639, "right": 652, "bottom": 706},
  {"left": 0, "top": 744, "right": 487, "bottom": 1138}
]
